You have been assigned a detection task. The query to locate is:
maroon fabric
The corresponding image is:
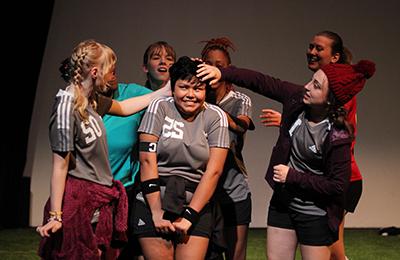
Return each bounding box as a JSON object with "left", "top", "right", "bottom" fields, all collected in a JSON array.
[{"left": 38, "top": 176, "right": 128, "bottom": 260}]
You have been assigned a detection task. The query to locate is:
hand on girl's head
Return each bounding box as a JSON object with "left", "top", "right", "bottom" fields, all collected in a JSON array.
[{"left": 196, "top": 64, "right": 221, "bottom": 85}]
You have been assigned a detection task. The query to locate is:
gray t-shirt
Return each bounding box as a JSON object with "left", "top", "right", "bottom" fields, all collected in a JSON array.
[
  {"left": 217, "top": 90, "right": 253, "bottom": 203},
  {"left": 288, "top": 111, "right": 331, "bottom": 215},
  {"left": 138, "top": 97, "right": 229, "bottom": 183},
  {"left": 48, "top": 88, "right": 113, "bottom": 186}
]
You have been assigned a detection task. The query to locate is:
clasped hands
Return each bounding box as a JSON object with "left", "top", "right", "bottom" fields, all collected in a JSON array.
[{"left": 152, "top": 210, "right": 192, "bottom": 236}]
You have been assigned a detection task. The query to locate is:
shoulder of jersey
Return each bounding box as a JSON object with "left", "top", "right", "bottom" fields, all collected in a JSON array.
[{"left": 231, "top": 91, "right": 252, "bottom": 103}]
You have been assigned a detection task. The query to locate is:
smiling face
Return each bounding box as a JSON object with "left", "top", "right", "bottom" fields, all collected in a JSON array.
[
  {"left": 306, "top": 35, "right": 339, "bottom": 72},
  {"left": 143, "top": 46, "right": 175, "bottom": 85},
  {"left": 303, "top": 69, "right": 330, "bottom": 107},
  {"left": 173, "top": 76, "right": 206, "bottom": 121}
]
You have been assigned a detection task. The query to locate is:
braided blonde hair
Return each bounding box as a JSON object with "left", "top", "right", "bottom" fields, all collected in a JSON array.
[{"left": 68, "top": 40, "right": 116, "bottom": 120}]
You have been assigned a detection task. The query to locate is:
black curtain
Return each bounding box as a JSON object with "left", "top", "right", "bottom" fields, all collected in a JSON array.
[{"left": 0, "top": 1, "right": 54, "bottom": 228}]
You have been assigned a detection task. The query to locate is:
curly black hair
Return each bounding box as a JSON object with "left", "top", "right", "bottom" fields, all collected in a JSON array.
[{"left": 169, "top": 56, "right": 210, "bottom": 91}]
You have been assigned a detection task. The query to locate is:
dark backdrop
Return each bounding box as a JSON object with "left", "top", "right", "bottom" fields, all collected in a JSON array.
[{"left": 0, "top": 1, "right": 54, "bottom": 228}]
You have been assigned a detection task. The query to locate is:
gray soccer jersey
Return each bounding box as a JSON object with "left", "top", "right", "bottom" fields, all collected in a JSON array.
[
  {"left": 288, "top": 111, "right": 331, "bottom": 215},
  {"left": 219, "top": 90, "right": 253, "bottom": 120},
  {"left": 217, "top": 90, "right": 253, "bottom": 203},
  {"left": 138, "top": 97, "right": 229, "bottom": 183},
  {"left": 48, "top": 88, "right": 113, "bottom": 186}
]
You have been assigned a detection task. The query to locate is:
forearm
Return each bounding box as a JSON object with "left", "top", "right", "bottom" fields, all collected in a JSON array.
[
  {"left": 188, "top": 171, "right": 220, "bottom": 212},
  {"left": 139, "top": 133, "right": 163, "bottom": 214},
  {"left": 189, "top": 148, "right": 228, "bottom": 212},
  {"left": 110, "top": 84, "right": 171, "bottom": 115},
  {"left": 145, "top": 191, "right": 164, "bottom": 216},
  {"left": 140, "top": 156, "right": 163, "bottom": 212},
  {"left": 221, "top": 66, "right": 299, "bottom": 103},
  {"left": 226, "top": 113, "right": 251, "bottom": 134},
  {"left": 139, "top": 139, "right": 174, "bottom": 233},
  {"left": 50, "top": 152, "right": 69, "bottom": 211}
]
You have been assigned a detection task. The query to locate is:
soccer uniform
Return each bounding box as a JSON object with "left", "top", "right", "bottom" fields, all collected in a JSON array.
[
  {"left": 216, "top": 90, "right": 254, "bottom": 226},
  {"left": 268, "top": 111, "right": 336, "bottom": 245},
  {"left": 49, "top": 87, "right": 113, "bottom": 186},
  {"left": 219, "top": 66, "right": 353, "bottom": 246},
  {"left": 139, "top": 96, "right": 229, "bottom": 182},
  {"left": 133, "top": 96, "right": 229, "bottom": 238},
  {"left": 40, "top": 87, "right": 128, "bottom": 258}
]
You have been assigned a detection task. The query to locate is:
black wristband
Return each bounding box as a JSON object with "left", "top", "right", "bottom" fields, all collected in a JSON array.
[
  {"left": 139, "top": 142, "right": 157, "bottom": 153},
  {"left": 141, "top": 178, "right": 161, "bottom": 195},
  {"left": 182, "top": 206, "right": 200, "bottom": 224}
]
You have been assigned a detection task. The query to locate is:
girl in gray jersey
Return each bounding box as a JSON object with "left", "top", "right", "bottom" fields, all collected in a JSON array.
[
  {"left": 36, "top": 40, "right": 170, "bottom": 259},
  {"left": 135, "top": 56, "right": 229, "bottom": 260},
  {"left": 197, "top": 59, "right": 375, "bottom": 260},
  {"left": 201, "top": 37, "right": 255, "bottom": 260}
]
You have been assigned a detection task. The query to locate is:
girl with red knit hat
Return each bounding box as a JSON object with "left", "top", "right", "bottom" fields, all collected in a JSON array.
[
  {"left": 196, "top": 59, "right": 375, "bottom": 260},
  {"left": 260, "top": 31, "right": 364, "bottom": 260}
]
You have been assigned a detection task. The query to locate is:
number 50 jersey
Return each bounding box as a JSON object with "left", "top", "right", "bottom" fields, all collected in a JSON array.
[{"left": 48, "top": 88, "right": 113, "bottom": 186}]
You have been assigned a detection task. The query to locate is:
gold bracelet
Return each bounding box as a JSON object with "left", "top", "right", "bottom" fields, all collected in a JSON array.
[
  {"left": 49, "top": 210, "right": 63, "bottom": 216},
  {"left": 47, "top": 215, "right": 62, "bottom": 223}
]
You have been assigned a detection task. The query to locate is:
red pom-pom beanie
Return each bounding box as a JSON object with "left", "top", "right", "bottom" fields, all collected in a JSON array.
[{"left": 321, "top": 60, "right": 376, "bottom": 106}]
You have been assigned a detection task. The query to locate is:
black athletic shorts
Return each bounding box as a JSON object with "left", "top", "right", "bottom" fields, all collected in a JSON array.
[
  {"left": 220, "top": 193, "right": 252, "bottom": 226},
  {"left": 121, "top": 186, "right": 142, "bottom": 255},
  {"left": 133, "top": 198, "right": 213, "bottom": 240},
  {"left": 344, "top": 180, "right": 362, "bottom": 213},
  {"left": 267, "top": 205, "right": 338, "bottom": 246}
]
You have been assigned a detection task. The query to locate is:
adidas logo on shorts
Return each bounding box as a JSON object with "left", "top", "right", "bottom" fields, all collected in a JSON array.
[{"left": 138, "top": 218, "right": 146, "bottom": 226}]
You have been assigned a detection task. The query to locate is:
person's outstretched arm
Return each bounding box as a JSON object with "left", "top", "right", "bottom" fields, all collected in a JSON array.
[
  {"left": 197, "top": 64, "right": 302, "bottom": 104},
  {"left": 108, "top": 81, "right": 171, "bottom": 116}
]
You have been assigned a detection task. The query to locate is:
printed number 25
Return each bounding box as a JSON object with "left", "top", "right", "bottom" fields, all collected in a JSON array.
[{"left": 162, "top": 116, "right": 184, "bottom": 139}]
